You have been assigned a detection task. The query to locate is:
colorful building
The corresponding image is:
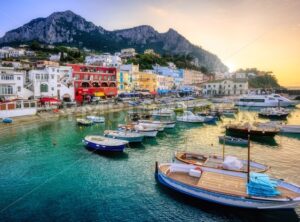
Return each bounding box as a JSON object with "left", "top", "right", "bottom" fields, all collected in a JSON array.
[
  {"left": 117, "top": 70, "right": 133, "bottom": 93},
  {"left": 156, "top": 75, "right": 175, "bottom": 94},
  {"left": 67, "top": 64, "right": 117, "bottom": 103},
  {"left": 183, "top": 69, "right": 208, "bottom": 85},
  {"left": 133, "top": 72, "right": 157, "bottom": 93}
]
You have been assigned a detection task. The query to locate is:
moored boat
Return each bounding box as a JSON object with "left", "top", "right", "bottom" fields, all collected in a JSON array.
[
  {"left": 137, "top": 120, "right": 165, "bottom": 131},
  {"left": 152, "top": 108, "right": 174, "bottom": 117},
  {"left": 235, "top": 94, "right": 295, "bottom": 107},
  {"left": 76, "top": 118, "right": 93, "bottom": 126},
  {"left": 174, "top": 151, "right": 269, "bottom": 173},
  {"left": 83, "top": 135, "right": 128, "bottom": 152},
  {"left": 255, "top": 121, "right": 300, "bottom": 134},
  {"left": 225, "top": 123, "right": 280, "bottom": 137},
  {"left": 138, "top": 119, "right": 175, "bottom": 129},
  {"left": 156, "top": 162, "right": 300, "bottom": 209},
  {"left": 218, "top": 136, "right": 248, "bottom": 146},
  {"left": 86, "top": 115, "right": 105, "bottom": 123},
  {"left": 104, "top": 130, "right": 144, "bottom": 143},
  {"left": 176, "top": 111, "right": 208, "bottom": 123},
  {"left": 258, "top": 108, "right": 290, "bottom": 119},
  {"left": 2, "top": 117, "right": 13, "bottom": 123},
  {"left": 118, "top": 124, "right": 158, "bottom": 137}
]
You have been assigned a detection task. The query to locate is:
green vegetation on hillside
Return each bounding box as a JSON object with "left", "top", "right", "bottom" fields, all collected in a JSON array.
[
  {"left": 126, "top": 53, "right": 209, "bottom": 73},
  {"left": 249, "top": 74, "right": 281, "bottom": 88}
]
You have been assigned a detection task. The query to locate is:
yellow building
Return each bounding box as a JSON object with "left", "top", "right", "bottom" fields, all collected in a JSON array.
[
  {"left": 117, "top": 70, "right": 133, "bottom": 93},
  {"left": 133, "top": 71, "right": 157, "bottom": 93}
]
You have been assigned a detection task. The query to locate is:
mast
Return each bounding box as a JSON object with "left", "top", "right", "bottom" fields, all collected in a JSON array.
[
  {"left": 247, "top": 133, "right": 251, "bottom": 183},
  {"left": 222, "top": 136, "right": 225, "bottom": 160}
]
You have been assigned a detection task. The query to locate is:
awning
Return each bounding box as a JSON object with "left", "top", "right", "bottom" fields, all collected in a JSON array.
[
  {"left": 40, "top": 97, "right": 61, "bottom": 104},
  {"left": 94, "top": 92, "right": 105, "bottom": 97}
]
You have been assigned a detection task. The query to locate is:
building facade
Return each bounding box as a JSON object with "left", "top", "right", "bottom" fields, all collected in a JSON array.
[
  {"left": 28, "top": 66, "right": 74, "bottom": 100},
  {"left": 183, "top": 69, "right": 207, "bottom": 85},
  {"left": 68, "top": 64, "right": 117, "bottom": 102},
  {"left": 156, "top": 75, "right": 174, "bottom": 94},
  {"left": 85, "top": 54, "right": 122, "bottom": 67},
  {"left": 152, "top": 65, "right": 183, "bottom": 88},
  {"left": 133, "top": 72, "right": 157, "bottom": 93},
  {"left": 0, "top": 67, "right": 26, "bottom": 100},
  {"left": 117, "top": 70, "right": 133, "bottom": 93},
  {"left": 202, "top": 79, "right": 248, "bottom": 96}
]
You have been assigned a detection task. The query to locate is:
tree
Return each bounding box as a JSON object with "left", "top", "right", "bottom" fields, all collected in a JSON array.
[{"left": 29, "top": 41, "right": 41, "bottom": 51}]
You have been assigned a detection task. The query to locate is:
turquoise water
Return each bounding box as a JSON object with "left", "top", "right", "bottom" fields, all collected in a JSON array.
[{"left": 0, "top": 109, "right": 300, "bottom": 221}]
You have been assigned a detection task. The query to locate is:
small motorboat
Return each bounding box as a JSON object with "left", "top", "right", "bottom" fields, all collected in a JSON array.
[
  {"left": 2, "top": 118, "right": 13, "bottom": 123},
  {"left": 86, "top": 115, "right": 105, "bottom": 123},
  {"left": 176, "top": 111, "right": 208, "bottom": 123},
  {"left": 118, "top": 124, "right": 158, "bottom": 137},
  {"left": 225, "top": 123, "right": 280, "bottom": 137},
  {"left": 83, "top": 135, "right": 128, "bottom": 152},
  {"left": 138, "top": 119, "right": 174, "bottom": 130},
  {"left": 255, "top": 121, "right": 300, "bottom": 134},
  {"left": 174, "top": 151, "right": 269, "bottom": 173},
  {"left": 258, "top": 108, "right": 290, "bottom": 119},
  {"left": 156, "top": 162, "right": 300, "bottom": 209},
  {"left": 137, "top": 121, "right": 165, "bottom": 131},
  {"left": 104, "top": 130, "right": 144, "bottom": 143},
  {"left": 76, "top": 118, "right": 93, "bottom": 126},
  {"left": 152, "top": 108, "right": 174, "bottom": 117},
  {"left": 218, "top": 136, "right": 248, "bottom": 146}
]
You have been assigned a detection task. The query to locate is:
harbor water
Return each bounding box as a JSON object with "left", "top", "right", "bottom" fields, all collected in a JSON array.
[{"left": 0, "top": 108, "right": 300, "bottom": 221}]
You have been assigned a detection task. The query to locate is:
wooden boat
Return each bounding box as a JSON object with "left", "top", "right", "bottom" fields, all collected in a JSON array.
[
  {"left": 225, "top": 123, "right": 279, "bottom": 137},
  {"left": 86, "top": 115, "right": 105, "bottom": 123},
  {"left": 76, "top": 118, "right": 93, "bottom": 126},
  {"left": 152, "top": 108, "right": 174, "bottom": 117},
  {"left": 127, "top": 111, "right": 151, "bottom": 121},
  {"left": 2, "top": 118, "right": 13, "bottom": 123},
  {"left": 118, "top": 124, "right": 158, "bottom": 137},
  {"left": 174, "top": 151, "right": 269, "bottom": 173},
  {"left": 104, "top": 130, "right": 144, "bottom": 143},
  {"left": 156, "top": 162, "right": 300, "bottom": 209},
  {"left": 258, "top": 108, "right": 290, "bottom": 119},
  {"left": 218, "top": 136, "right": 248, "bottom": 146},
  {"left": 83, "top": 135, "right": 128, "bottom": 152}
]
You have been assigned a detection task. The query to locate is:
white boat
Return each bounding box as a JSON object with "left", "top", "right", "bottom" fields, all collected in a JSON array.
[
  {"left": 152, "top": 108, "right": 174, "bottom": 117},
  {"left": 256, "top": 121, "right": 300, "bottom": 134},
  {"left": 156, "top": 162, "right": 300, "bottom": 209},
  {"left": 118, "top": 124, "right": 158, "bottom": 137},
  {"left": 104, "top": 130, "right": 144, "bottom": 143},
  {"left": 86, "top": 115, "right": 105, "bottom": 123},
  {"left": 176, "top": 111, "right": 209, "bottom": 123},
  {"left": 138, "top": 119, "right": 176, "bottom": 129},
  {"left": 137, "top": 120, "right": 165, "bottom": 131},
  {"left": 235, "top": 94, "right": 294, "bottom": 107},
  {"left": 83, "top": 135, "right": 128, "bottom": 152}
]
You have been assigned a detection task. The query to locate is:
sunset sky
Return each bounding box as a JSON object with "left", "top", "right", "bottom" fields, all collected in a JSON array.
[{"left": 0, "top": 0, "right": 299, "bottom": 86}]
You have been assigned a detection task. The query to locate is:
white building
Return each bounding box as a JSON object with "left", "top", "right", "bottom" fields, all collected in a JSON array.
[
  {"left": 0, "top": 49, "right": 9, "bottom": 59},
  {"left": 120, "top": 48, "right": 137, "bottom": 58},
  {"left": 0, "top": 67, "right": 29, "bottom": 100},
  {"left": 202, "top": 79, "right": 248, "bottom": 96},
  {"left": 85, "top": 54, "right": 122, "bottom": 67},
  {"left": 28, "top": 66, "right": 74, "bottom": 100}
]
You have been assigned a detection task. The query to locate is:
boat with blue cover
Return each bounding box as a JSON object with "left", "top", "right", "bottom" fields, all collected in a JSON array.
[
  {"left": 2, "top": 118, "right": 13, "bottom": 123},
  {"left": 104, "top": 130, "right": 144, "bottom": 143},
  {"left": 156, "top": 162, "right": 300, "bottom": 209},
  {"left": 83, "top": 135, "right": 128, "bottom": 152}
]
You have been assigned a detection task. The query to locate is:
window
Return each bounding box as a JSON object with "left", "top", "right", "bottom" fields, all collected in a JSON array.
[
  {"left": 40, "top": 84, "right": 48, "bottom": 92},
  {"left": 51, "top": 74, "right": 55, "bottom": 79},
  {"left": 36, "top": 74, "right": 40, "bottom": 79},
  {"left": 51, "top": 87, "right": 54, "bottom": 91},
  {"left": 1, "top": 75, "right": 14, "bottom": 80},
  {"left": 0, "top": 85, "right": 13, "bottom": 94},
  {"left": 75, "top": 74, "right": 80, "bottom": 80},
  {"left": 17, "top": 77, "right": 21, "bottom": 80},
  {"left": 17, "top": 86, "right": 21, "bottom": 92}
]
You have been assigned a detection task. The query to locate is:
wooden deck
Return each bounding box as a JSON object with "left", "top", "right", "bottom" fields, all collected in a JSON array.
[
  {"left": 160, "top": 165, "right": 300, "bottom": 200},
  {"left": 196, "top": 171, "right": 247, "bottom": 197}
]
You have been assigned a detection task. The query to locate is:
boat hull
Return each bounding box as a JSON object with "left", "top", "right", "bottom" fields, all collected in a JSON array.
[
  {"left": 156, "top": 171, "right": 300, "bottom": 209},
  {"left": 226, "top": 128, "right": 278, "bottom": 137},
  {"left": 258, "top": 113, "right": 289, "bottom": 119},
  {"left": 83, "top": 139, "right": 126, "bottom": 152},
  {"left": 105, "top": 134, "right": 144, "bottom": 143}
]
